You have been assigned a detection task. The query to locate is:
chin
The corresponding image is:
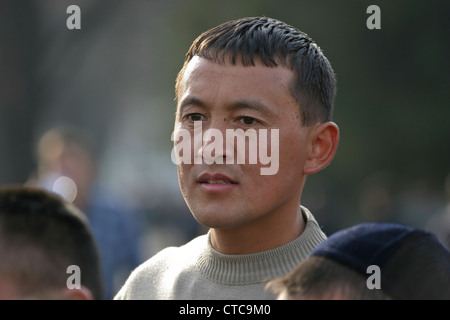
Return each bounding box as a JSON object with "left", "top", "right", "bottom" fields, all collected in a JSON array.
[{"left": 191, "top": 208, "right": 244, "bottom": 230}]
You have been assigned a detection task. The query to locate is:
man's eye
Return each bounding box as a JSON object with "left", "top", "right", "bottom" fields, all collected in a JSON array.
[
  {"left": 186, "top": 113, "right": 204, "bottom": 121},
  {"left": 239, "top": 116, "right": 257, "bottom": 125}
]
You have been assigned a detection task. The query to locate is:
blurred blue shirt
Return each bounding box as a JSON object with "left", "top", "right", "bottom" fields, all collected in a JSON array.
[{"left": 85, "top": 187, "right": 142, "bottom": 299}]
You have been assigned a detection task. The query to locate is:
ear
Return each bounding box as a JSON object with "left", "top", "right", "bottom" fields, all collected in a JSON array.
[
  {"left": 303, "top": 122, "right": 339, "bottom": 175},
  {"left": 61, "top": 285, "right": 94, "bottom": 300}
]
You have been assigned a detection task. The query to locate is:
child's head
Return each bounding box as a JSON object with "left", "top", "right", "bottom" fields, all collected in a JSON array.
[{"left": 268, "top": 222, "right": 450, "bottom": 299}]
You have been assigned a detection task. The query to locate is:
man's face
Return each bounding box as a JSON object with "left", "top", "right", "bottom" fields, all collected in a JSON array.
[{"left": 175, "top": 56, "right": 315, "bottom": 230}]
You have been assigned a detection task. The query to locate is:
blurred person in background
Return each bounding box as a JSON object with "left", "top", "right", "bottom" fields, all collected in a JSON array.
[
  {"left": 27, "top": 125, "right": 142, "bottom": 299},
  {"left": 0, "top": 186, "right": 103, "bottom": 299},
  {"left": 267, "top": 222, "right": 450, "bottom": 300}
]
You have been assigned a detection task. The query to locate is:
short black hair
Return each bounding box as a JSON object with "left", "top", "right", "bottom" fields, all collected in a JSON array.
[
  {"left": 0, "top": 186, "right": 104, "bottom": 299},
  {"left": 176, "top": 16, "right": 336, "bottom": 125},
  {"left": 267, "top": 256, "right": 391, "bottom": 300}
]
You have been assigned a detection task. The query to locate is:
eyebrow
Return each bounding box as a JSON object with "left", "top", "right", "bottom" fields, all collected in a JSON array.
[
  {"left": 228, "top": 99, "right": 276, "bottom": 118},
  {"left": 178, "top": 96, "right": 276, "bottom": 118},
  {"left": 178, "top": 97, "right": 206, "bottom": 112}
]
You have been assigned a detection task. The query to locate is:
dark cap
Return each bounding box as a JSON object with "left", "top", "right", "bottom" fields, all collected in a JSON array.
[{"left": 310, "top": 222, "right": 450, "bottom": 299}]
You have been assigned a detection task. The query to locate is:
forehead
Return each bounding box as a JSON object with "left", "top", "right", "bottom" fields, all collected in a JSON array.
[{"left": 177, "top": 56, "right": 295, "bottom": 106}]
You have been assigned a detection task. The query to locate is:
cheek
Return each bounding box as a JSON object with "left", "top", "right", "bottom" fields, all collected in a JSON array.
[
  {"left": 177, "top": 164, "right": 193, "bottom": 194},
  {"left": 275, "top": 131, "right": 308, "bottom": 185},
  {"left": 241, "top": 128, "right": 306, "bottom": 183},
  {"left": 281, "top": 127, "right": 309, "bottom": 164},
  {"left": 239, "top": 167, "right": 299, "bottom": 216}
]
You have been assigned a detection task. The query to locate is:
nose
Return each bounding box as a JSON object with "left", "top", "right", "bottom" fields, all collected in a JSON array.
[{"left": 197, "top": 118, "right": 234, "bottom": 165}]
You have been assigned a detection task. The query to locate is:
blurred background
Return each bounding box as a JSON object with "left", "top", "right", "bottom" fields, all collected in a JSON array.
[{"left": 1, "top": 0, "right": 449, "bottom": 295}]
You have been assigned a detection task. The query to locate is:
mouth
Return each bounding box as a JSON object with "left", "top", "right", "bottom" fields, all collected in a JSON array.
[
  {"left": 203, "top": 180, "right": 233, "bottom": 184},
  {"left": 197, "top": 173, "right": 238, "bottom": 193},
  {"left": 197, "top": 173, "right": 237, "bottom": 184}
]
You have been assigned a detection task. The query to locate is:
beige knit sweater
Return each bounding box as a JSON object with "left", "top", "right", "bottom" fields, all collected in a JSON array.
[{"left": 114, "top": 206, "right": 326, "bottom": 300}]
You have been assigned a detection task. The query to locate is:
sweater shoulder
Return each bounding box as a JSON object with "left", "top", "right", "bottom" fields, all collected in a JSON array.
[
  {"left": 114, "top": 233, "right": 208, "bottom": 299},
  {"left": 143, "top": 233, "right": 207, "bottom": 268}
]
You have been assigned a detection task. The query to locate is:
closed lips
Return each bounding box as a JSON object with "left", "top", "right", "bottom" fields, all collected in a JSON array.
[{"left": 197, "top": 173, "right": 237, "bottom": 184}]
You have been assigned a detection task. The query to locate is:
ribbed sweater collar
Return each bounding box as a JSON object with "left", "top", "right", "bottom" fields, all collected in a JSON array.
[{"left": 195, "top": 207, "right": 326, "bottom": 285}]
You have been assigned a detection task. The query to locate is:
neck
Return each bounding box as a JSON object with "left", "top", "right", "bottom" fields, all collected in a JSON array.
[{"left": 209, "top": 205, "right": 306, "bottom": 254}]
